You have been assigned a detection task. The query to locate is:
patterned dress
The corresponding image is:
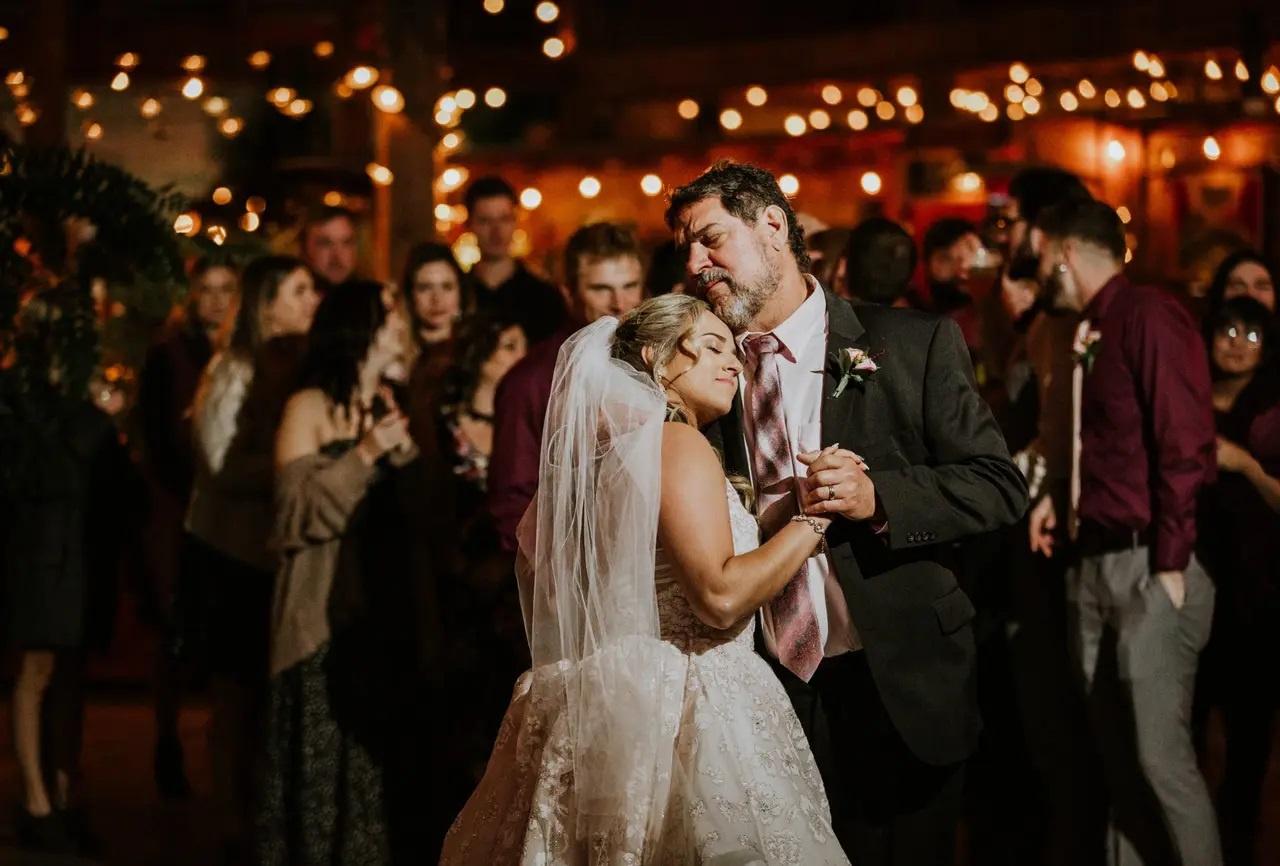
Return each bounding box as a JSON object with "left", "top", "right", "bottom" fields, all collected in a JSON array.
[{"left": 441, "top": 480, "right": 850, "bottom": 865}]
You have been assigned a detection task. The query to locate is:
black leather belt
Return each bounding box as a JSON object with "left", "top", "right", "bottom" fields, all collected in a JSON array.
[{"left": 1075, "top": 522, "right": 1150, "bottom": 557}]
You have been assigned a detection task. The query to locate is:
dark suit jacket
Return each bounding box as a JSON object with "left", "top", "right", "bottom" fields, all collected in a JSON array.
[{"left": 707, "top": 291, "right": 1028, "bottom": 766}]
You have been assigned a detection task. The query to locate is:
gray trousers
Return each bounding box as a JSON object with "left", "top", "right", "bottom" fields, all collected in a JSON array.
[{"left": 1066, "top": 547, "right": 1222, "bottom": 866}]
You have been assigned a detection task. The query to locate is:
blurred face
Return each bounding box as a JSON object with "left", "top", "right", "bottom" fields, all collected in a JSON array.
[
  {"left": 568, "top": 255, "right": 645, "bottom": 324},
  {"left": 303, "top": 216, "right": 358, "bottom": 286},
  {"left": 928, "top": 233, "right": 983, "bottom": 287},
  {"left": 370, "top": 307, "right": 409, "bottom": 373},
  {"left": 1212, "top": 319, "right": 1264, "bottom": 377},
  {"left": 1224, "top": 261, "right": 1276, "bottom": 312},
  {"left": 675, "top": 197, "right": 782, "bottom": 333},
  {"left": 264, "top": 267, "right": 320, "bottom": 336},
  {"left": 412, "top": 261, "right": 463, "bottom": 338},
  {"left": 479, "top": 325, "right": 528, "bottom": 385},
  {"left": 656, "top": 310, "right": 742, "bottom": 426},
  {"left": 1036, "top": 237, "right": 1084, "bottom": 311},
  {"left": 469, "top": 195, "right": 517, "bottom": 261},
  {"left": 192, "top": 265, "right": 237, "bottom": 333}
]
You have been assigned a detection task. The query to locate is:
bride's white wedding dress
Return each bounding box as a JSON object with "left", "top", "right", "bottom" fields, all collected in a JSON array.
[{"left": 440, "top": 479, "right": 850, "bottom": 866}]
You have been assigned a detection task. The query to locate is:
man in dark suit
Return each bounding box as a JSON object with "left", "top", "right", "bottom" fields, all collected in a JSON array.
[{"left": 667, "top": 161, "right": 1028, "bottom": 866}]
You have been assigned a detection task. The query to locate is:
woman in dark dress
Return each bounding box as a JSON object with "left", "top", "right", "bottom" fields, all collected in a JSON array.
[
  {"left": 256, "top": 281, "right": 416, "bottom": 866},
  {"left": 1196, "top": 295, "right": 1280, "bottom": 865}
]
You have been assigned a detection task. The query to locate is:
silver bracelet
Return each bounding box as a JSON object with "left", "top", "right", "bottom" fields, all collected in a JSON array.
[{"left": 790, "top": 515, "right": 828, "bottom": 553}]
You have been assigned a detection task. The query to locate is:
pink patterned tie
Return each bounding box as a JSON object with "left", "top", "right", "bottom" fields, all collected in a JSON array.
[{"left": 744, "top": 333, "right": 823, "bottom": 682}]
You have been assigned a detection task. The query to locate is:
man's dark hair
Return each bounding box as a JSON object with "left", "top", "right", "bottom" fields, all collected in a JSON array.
[
  {"left": 1207, "top": 248, "right": 1277, "bottom": 315},
  {"left": 844, "top": 217, "right": 917, "bottom": 305},
  {"left": 1008, "top": 168, "right": 1091, "bottom": 226},
  {"left": 922, "top": 218, "right": 978, "bottom": 262},
  {"left": 301, "top": 205, "right": 356, "bottom": 245},
  {"left": 562, "top": 222, "right": 644, "bottom": 292},
  {"left": 665, "top": 160, "right": 810, "bottom": 270},
  {"left": 1036, "top": 198, "right": 1126, "bottom": 262},
  {"left": 464, "top": 175, "right": 517, "bottom": 213}
]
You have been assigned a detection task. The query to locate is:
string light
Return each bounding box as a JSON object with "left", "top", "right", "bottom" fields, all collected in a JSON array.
[
  {"left": 875, "top": 101, "right": 895, "bottom": 120},
  {"left": 1005, "top": 84, "right": 1025, "bottom": 103},
  {"left": 1205, "top": 59, "right": 1223, "bottom": 80},
  {"left": 286, "top": 98, "right": 313, "bottom": 117},
  {"left": 847, "top": 109, "right": 869, "bottom": 130},
  {"left": 1104, "top": 88, "right": 1122, "bottom": 108},
  {"left": 212, "top": 186, "right": 232, "bottom": 205},
  {"left": 578, "top": 176, "right": 601, "bottom": 198},
  {"left": 181, "top": 54, "right": 206, "bottom": 73},
  {"left": 115, "top": 52, "right": 139, "bottom": 69},
  {"left": 16, "top": 105, "right": 38, "bottom": 126},
  {"left": 455, "top": 88, "right": 477, "bottom": 109},
  {"left": 345, "top": 65, "right": 378, "bottom": 89},
  {"left": 484, "top": 87, "right": 506, "bottom": 107},
  {"left": 1147, "top": 56, "right": 1166, "bottom": 78},
  {"left": 140, "top": 97, "right": 162, "bottom": 119},
  {"left": 1133, "top": 50, "right": 1150, "bottom": 71},
  {"left": 248, "top": 50, "right": 272, "bottom": 70},
  {"left": 202, "top": 95, "right": 229, "bottom": 116},
  {"left": 954, "top": 172, "right": 982, "bottom": 193},
  {"left": 1235, "top": 59, "right": 1249, "bottom": 81},
  {"left": 372, "top": 84, "right": 405, "bottom": 113},
  {"left": 778, "top": 174, "right": 800, "bottom": 196},
  {"left": 784, "top": 114, "right": 807, "bottom": 136},
  {"left": 206, "top": 225, "right": 227, "bottom": 246},
  {"left": 484, "top": 0, "right": 504, "bottom": 13},
  {"left": 218, "top": 116, "right": 243, "bottom": 137},
  {"left": 0, "top": 26, "right": 7, "bottom": 41},
  {"left": 856, "top": 87, "right": 878, "bottom": 107},
  {"left": 313, "top": 41, "right": 335, "bottom": 58},
  {"left": 72, "top": 89, "right": 94, "bottom": 109},
  {"left": 181, "top": 76, "right": 205, "bottom": 99},
  {"left": 808, "top": 109, "right": 831, "bottom": 130},
  {"left": 719, "top": 108, "right": 742, "bottom": 130},
  {"left": 978, "top": 104, "right": 999, "bottom": 122},
  {"left": 1106, "top": 139, "right": 1126, "bottom": 162},
  {"left": 111, "top": 71, "right": 130, "bottom": 91},
  {"left": 246, "top": 196, "right": 266, "bottom": 214},
  {"left": 4, "top": 70, "right": 23, "bottom": 86},
  {"left": 439, "top": 167, "right": 468, "bottom": 191},
  {"left": 1025, "top": 78, "right": 1043, "bottom": 97},
  {"left": 543, "top": 37, "right": 565, "bottom": 59},
  {"left": 821, "top": 84, "right": 843, "bottom": 105},
  {"left": 83, "top": 121, "right": 103, "bottom": 140},
  {"left": 535, "top": 2, "right": 560, "bottom": 23},
  {"left": 1007, "top": 103, "right": 1026, "bottom": 121},
  {"left": 1009, "top": 63, "right": 1030, "bottom": 83},
  {"left": 434, "top": 204, "right": 452, "bottom": 221},
  {"left": 860, "top": 171, "right": 883, "bottom": 195},
  {"left": 1059, "top": 91, "right": 1079, "bottom": 111},
  {"left": 268, "top": 87, "right": 296, "bottom": 106},
  {"left": 173, "top": 213, "right": 199, "bottom": 236},
  {"left": 441, "top": 132, "right": 462, "bottom": 150},
  {"left": 1262, "top": 67, "right": 1280, "bottom": 95},
  {"left": 1160, "top": 148, "right": 1177, "bottom": 169},
  {"left": 1203, "top": 135, "right": 1221, "bottom": 160},
  {"left": 640, "top": 174, "right": 663, "bottom": 196},
  {"left": 1116, "top": 206, "right": 1132, "bottom": 224},
  {"left": 896, "top": 86, "right": 918, "bottom": 107},
  {"left": 9, "top": 82, "right": 27, "bottom": 99},
  {"left": 677, "top": 98, "right": 699, "bottom": 119},
  {"left": 366, "top": 162, "right": 394, "bottom": 186},
  {"left": 1150, "top": 81, "right": 1169, "bottom": 102},
  {"left": 323, "top": 191, "right": 344, "bottom": 207},
  {"left": 1078, "top": 79, "right": 1096, "bottom": 99},
  {"left": 520, "top": 187, "right": 542, "bottom": 209},
  {"left": 746, "top": 85, "right": 768, "bottom": 107},
  {"left": 1022, "top": 96, "right": 1041, "bottom": 115},
  {"left": 1126, "top": 87, "right": 1146, "bottom": 109},
  {"left": 905, "top": 104, "right": 924, "bottom": 123},
  {"left": 240, "top": 212, "right": 261, "bottom": 232},
  {"left": 964, "top": 91, "right": 990, "bottom": 112}
]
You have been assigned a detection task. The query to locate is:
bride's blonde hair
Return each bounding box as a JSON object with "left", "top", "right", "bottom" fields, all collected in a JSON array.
[{"left": 611, "top": 294, "right": 708, "bottom": 425}]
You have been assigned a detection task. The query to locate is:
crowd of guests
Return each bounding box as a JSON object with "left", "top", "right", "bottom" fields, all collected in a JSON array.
[{"left": 2, "top": 165, "right": 1278, "bottom": 866}]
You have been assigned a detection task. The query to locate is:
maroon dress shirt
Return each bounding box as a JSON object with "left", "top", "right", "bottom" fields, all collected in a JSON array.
[
  {"left": 1077, "top": 275, "right": 1215, "bottom": 572},
  {"left": 488, "top": 325, "right": 575, "bottom": 553}
]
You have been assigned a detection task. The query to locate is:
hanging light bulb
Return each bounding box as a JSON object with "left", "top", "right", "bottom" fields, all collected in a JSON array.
[
  {"left": 1105, "top": 139, "right": 1127, "bottom": 162},
  {"left": 115, "top": 52, "right": 140, "bottom": 69},
  {"left": 83, "top": 121, "right": 103, "bottom": 140},
  {"left": 519, "top": 187, "right": 542, "bottom": 209},
  {"left": 181, "top": 54, "right": 206, "bottom": 73},
  {"left": 72, "top": 89, "right": 95, "bottom": 110},
  {"left": 202, "top": 95, "right": 230, "bottom": 116},
  {"left": 846, "top": 109, "right": 869, "bottom": 130},
  {"left": 181, "top": 76, "right": 204, "bottom": 100},
  {"left": 218, "top": 116, "right": 244, "bottom": 138},
  {"left": 808, "top": 109, "right": 831, "bottom": 130},
  {"left": 543, "top": 37, "right": 566, "bottom": 59},
  {"left": 484, "top": 87, "right": 507, "bottom": 107},
  {"left": 746, "top": 85, "right": 768, "bottom": 107},
  {"left": 535, "top": 2, "right": 560, "bottom": 23},
  {"left": 1078, "top": 79, "right": 1096, "bottom": 99},
  {"left": 640, "top": 174, "right": 663, "bottom": 196},
  {"left": 140, "top": 97, "right": 162, "bottom": 119},
  {"left": 677, "top": 99, "right": 699, "bottom": 120},
  {"left": 248, "top": 50, "right": 272, "bottom": 70},
  {"left": 1203, "top": 136, "right": 1222, "bottom": 160},
  {"left": 1235, "top": 59, "right": 1249, "bottom": 81},
  {"left": 313, "top": 41, "right": 335, "bottom": 58},
  {"left": 240, "top": 212, "right": 261, "bottom": 232},
  {"left": 1060, "top": 91, "right": 1079, "bottom": 111},
  {"left": 778, "top": 174, "right": 800, "bottom": 196},
  {"left": 211, "top": 186, "right": 233, "bottom": 205},
  {"left": 344, "top": 65, "right": 379, "bottom": 90},
  {"left": 784, "top": 114, "right": 807, "bottom": 136},
  {"left": 267, "top": 87, "right": 296, "bottom": 107},
  {"left": 1205, "top": 59, "right": 1223, "bottom": 80},
  {"left": 821, "top": 85, "right": 843, "bottom": 105},
  {"left": 1009, "top": 62, "right": 1030, "bottom": 83},
  {"left": 455, "top": 88, "right": 477, "bottom": 109},
  {"left": 719, "top": 108, "right": 743, "bottom": 130},
  {"left": 111, "top": 71, "right": 130, "bottom": 91},
  {"left": 905, "top": 104, "right": 924, "bottom": 123},
  {"left": 578, "top": 175, "right": 601, "bottom": 198},
  {"left": 860, "top": 171, "right": 883, "bottom": 195},
  {"left": 366, "top": 162, "right": 394, "bottom": 186},
  {"left": 372, "top": 84, "right": 405, "bottom": 113}
]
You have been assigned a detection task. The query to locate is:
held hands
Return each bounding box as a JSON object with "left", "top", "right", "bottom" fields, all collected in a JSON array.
[
  {"left": 1216, "top": 436, "right": 1257, "bottom": 474},
  {"left": 357, "top": 411, "right": 412, "bottom": 465},
  {"left": 1028, "top": 495, "right": 1057, "bottom": 558},
  {"left": 798, "top": 444, "right": 877, "bottom": 521}
]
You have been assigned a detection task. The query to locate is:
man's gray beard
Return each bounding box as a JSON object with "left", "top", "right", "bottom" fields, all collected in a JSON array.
[{"left": 710, "top": 259, "right": 781, "bottom": 333}]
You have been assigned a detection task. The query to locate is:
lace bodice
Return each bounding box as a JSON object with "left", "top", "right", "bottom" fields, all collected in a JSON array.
[{"left": 655, "top": 479, "right": 760, "bottom": 652}]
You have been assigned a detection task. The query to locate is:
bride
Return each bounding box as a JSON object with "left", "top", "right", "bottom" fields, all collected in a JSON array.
[{"left": 441, "top": 294, "right": 850, "bottom": 866}]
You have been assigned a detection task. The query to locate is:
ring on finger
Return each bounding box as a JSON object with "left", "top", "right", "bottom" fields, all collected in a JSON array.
[{"left": 826, "top": 484, "right": 836, "bottom": 501}]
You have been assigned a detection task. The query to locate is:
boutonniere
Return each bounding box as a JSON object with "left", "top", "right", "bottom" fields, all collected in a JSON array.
[
  {"left": 821, "top": 347, "right": 880, "bottom": 398},
  {"left": 1072, "top": 327, "right": 1102, "bottom": 373}
]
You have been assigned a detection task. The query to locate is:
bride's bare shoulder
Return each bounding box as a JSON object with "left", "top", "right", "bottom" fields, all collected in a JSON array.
[{"left": 660, "top": 421, "right": 716, "bottom": 462}]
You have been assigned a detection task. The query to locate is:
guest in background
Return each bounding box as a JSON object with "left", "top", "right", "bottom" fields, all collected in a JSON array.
[
  {"left": 645, "top": 239, "right": 687, "bottom": 296},
  {"left": 842, "top": 216, "right": 916, "bottom": 307},
  {"left": 404, "top": 241, "right": 470, "bottom": 383},
  {"left": 463, "top": 175, "right": 566, "bottom": 343},
  {"left": 1031, "top": 198, "right": 1220, "bottom": 866},
  {"left": 1196, "top": 296, "right": 1280, "bottom": 866},
  {"left": 806, "top": 226, "right": 853, "bottom": 299},
  {"left": 1206, "top": 249, "right": 1276, "bottom": 315},
  {"left": 489, "top": 221, "right": 645, "bottom": 554},
  {"left": 184, "top": 255, "right": 318, "bottom": 862},
  {"left": 256, "top": 281, "right": 414, "bottom": 866},
  {"left": 138, "top": 254, "right": 238, "bottom": 801},
  {"left": 301, "top": 205, "right": 360, "bottom": 293}
]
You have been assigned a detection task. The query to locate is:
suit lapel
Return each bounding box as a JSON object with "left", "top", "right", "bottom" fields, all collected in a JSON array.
[{"left": 821, "top": 291, "right": 872, "bottom": 449}]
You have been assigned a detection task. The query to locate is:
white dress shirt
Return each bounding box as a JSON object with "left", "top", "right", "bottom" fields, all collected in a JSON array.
[{"left": 738, "top": 277, "right": 860, "bottom": 656}]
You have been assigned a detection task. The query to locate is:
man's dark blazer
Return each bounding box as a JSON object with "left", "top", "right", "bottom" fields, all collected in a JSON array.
[{"left": 707, "top": 291, "right": 1028, "bottom": 766}]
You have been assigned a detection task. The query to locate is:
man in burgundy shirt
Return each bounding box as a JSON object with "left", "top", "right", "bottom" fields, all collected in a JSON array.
[
  {"left": 488, "top": 222, "right": 646, "bottom": 552},
  {"left": 1030, "top": 199, "right": 1221, "bottom": 866}
]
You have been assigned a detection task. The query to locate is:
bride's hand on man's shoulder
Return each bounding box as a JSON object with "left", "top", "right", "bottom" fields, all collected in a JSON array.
[{"left": 797, "top": 445, "right": 877, "bottom": 521}]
